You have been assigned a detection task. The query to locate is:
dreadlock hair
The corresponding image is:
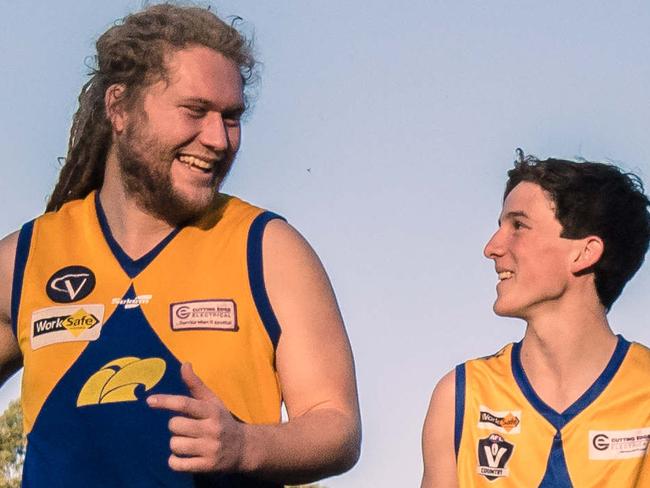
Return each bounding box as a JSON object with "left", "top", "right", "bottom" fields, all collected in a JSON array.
[
  {"left": 46, "top": 3, "right": 256, "bottom": 212},
  {"left": 505, "top": 149, "right": 650, "bottom": 311}
]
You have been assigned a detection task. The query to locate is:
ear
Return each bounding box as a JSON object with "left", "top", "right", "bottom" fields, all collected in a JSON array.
[
  {"left": 105, "top": 84, "right": 128, "bottom": 134},
  {"left": 570, "top": 236, "right": 604, "bottom": 274}
]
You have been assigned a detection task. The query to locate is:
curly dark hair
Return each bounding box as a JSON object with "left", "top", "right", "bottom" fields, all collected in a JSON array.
[
  {"left": 46, "top": 3, "right": 256, "bottom": 212},
  {"left": 505, "top": 149, "right": 650, "bottom": 310}
]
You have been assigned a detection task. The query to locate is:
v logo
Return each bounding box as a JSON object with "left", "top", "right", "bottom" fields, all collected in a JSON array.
[
  {"left": 51, "top": 274, "right": 90, "bottom": 300},
  {"left": 483, "top": 444, "right": 507, "bottom": 467},
  {"left": 477, "top": 434, "right": 514, "bottom": 480},
  {"left": 47, "top": 266, "right": 96, "bottom": 303}
]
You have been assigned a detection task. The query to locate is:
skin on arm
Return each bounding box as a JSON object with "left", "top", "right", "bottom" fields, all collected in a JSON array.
[
  {"left": 148, "top": 219, "right": 361, "bottom": 483},
  {"left": 239, "top": 219, "right": 361, "bottom": 482},
  {"left": 0, "top": 232, "right": 24, "bottom": 386},
  {"left": 421, "top": 369, "right": 459, "bottom": 488}
]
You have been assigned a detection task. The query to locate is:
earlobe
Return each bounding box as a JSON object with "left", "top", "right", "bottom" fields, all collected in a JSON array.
[
  {"left": 105, "top": 84, "right": 127, "bottom": 133},
  {"left": 571, "top": 236, "right": 604, "bottom": 274}
]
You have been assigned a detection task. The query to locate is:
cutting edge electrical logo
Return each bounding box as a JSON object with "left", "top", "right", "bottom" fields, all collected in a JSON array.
[{"left": 589, "top": 428, "right": 650, "bottom": 460}]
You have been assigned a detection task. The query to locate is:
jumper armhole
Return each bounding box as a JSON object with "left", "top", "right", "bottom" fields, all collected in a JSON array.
[
  {"left": 454, "top": 363, "right": 466, "bottom": 458},
  {"left": 11, "top": 220, "right": 35, "bottom": 338},
  {"left": 247, "top": 211, "right": 286, "bottom": 349}
]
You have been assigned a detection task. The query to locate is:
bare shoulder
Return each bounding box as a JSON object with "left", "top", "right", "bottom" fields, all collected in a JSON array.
[
  {"left": 0, "top": 231, "right": 23, "bottom": 384},
  {"left": 0, "top": 231, "right": 20, "bottom": 322},
  {"left": 261, "top": 219, "right": 325, "bottom": 275},
  {"left": 421, "top": 368, "right": 459, "bottom": 488}
]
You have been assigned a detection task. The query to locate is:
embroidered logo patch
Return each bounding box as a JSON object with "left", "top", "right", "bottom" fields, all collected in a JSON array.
[
  {"left": 46, "top": 265, "right": 96, "bottom": 303},
  {"left": 170, "top": 300, "right": 238, "bottom": 331},
  {"left": 478, "top": 405, "right": 522, "bottom": 434},
  {"left": 77, "top": 356, "right": 166, "bottom": 407},
  {"left": 31, "top": 304, "right": 104, "bottom": 349},
  {"left": 589, "top": 428, "right": 650, "bottom": 460},
  {"left": 477, "top": 434, "right": 514, "bottom": 481}
]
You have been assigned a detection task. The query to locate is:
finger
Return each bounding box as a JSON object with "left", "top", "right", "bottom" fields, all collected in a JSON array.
[
  {"left": 168, "top": 416, "right": 205, "bottom": 438},
  {"left": 169, "top": 454, "right": 213, "bottom": 473},
  {"left": 180, "top": 362, "right": 220, "bottom": 403},
  {"left": 169, "top": 435, "right": 208, "bottom": 457},
  {"left": 147, "top": 394, "right": 210, "bottom": 419}
]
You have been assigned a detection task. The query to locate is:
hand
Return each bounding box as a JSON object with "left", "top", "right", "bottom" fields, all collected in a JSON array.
[{"left": 147, "top": 362, "right": 246, "bottom": 473}]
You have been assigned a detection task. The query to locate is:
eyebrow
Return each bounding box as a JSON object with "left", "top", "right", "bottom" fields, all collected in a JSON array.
[
  {"left": 180, "top": 97, "right": 245, "bottom": 114},
  {"left": 498, "top": 210, "right": 530, "bottom": 226}
]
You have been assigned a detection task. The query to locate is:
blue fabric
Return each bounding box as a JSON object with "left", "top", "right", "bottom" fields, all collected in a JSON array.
[
  {"left": 94, "top": 193, "right": 181, "bottom": 279},
  {"left": 454, "top": 363, "right": 466, "bottom": 458},
  {"left": 11, "top": 220, "right": 34, "bottom": 337},
  {"left": 22, "top": 285, "right": 193, "bottom": 488},
  {"left": 539, "top": 432, "right": 573, "bottom": 487},
  {"left": 247, "top": 212, "right": 285, "bottom": 349},
  {"left": 22, "top": 285, "right": 281, "bottom": 488}
]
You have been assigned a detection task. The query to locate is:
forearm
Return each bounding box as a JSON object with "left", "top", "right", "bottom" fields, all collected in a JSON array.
[{"left": 239, "top": 406, "right": 361, "bottom": 484}]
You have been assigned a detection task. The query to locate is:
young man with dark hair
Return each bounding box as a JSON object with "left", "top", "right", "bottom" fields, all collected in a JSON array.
[
  {"left": 0, "top": 4, "right": 360, "bottom": 486},
  {"left": 421, "top": 151, "right": 650, "bottom": 487}
]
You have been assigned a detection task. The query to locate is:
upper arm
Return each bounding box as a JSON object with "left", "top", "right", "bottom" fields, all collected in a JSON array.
[
  {"left": 0, "top": 231, "right": 24, "bottom": 383},
  {"left": 262, "top": 219, "right": 360, "bottom": 431},
  {"left": 421, "top": 368, "right": 459, "bottom": 488}
]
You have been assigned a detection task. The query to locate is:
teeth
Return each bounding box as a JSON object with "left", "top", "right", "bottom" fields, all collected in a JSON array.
[
  {"left": 178, "top": 155, "right": 213, "bottom": 170},
  {"left": 498, "top": 271, "right": 514, "bottom": 281}
]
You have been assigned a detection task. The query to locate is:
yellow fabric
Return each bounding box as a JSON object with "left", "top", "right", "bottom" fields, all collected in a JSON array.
[
  {"left": 16, "top": 192, "right": 282, "bottom": 434},
  {"left": 457, "top": 342, "right": 650, "bottom": 487}
]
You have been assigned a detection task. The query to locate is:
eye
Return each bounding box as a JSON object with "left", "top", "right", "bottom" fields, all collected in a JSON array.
[
  {"left": 183, "top": 106, "right": 207, "bottom": 118},
  {"left": 223, "top": 112, "right": 242, "bottom": 127},
  {"left": 513, "top": 220, "right": 528, "bottom": 230}
]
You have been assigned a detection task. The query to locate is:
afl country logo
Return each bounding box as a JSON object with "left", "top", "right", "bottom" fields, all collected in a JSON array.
[
  {"left": 46, "top": 266, "right": 96, "bottom": 303},
  {"left": 477, "top": 434, "right": 514, "bottom": 481}
]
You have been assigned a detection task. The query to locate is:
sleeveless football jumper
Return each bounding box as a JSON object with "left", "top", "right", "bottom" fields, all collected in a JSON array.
[
  {"left": 12, "top": 192, "right": 283, "bottom": 487},
  {"left": 455, "top": 338, "right": 650, "bottom": 487}
]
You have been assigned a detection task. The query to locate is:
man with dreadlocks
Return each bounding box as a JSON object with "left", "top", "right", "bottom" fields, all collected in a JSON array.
[
  {"left": 0, "top": 4, "right": 360, "bottom": 487},
  {"left": 421, "top": 152, "right": 650, "bottom": 487}
]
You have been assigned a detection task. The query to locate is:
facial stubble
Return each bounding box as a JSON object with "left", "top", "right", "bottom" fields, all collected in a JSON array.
[{"left": 115, "top": 114, "right": 226, "bottom": 226}]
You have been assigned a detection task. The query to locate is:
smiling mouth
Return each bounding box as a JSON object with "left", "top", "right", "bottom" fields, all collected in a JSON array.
[
  {"left": 498, "top": 271, "right": 514, "bottom": 281},
  {"left": 177, "top": 154, "right": 214, "bottom": 173}
]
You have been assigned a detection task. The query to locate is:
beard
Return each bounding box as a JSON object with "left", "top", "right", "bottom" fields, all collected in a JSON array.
[{"left": 115, "top": 113, "right": 230, "bottom": 226}]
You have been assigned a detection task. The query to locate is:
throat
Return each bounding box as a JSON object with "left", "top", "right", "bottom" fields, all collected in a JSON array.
[{"left": 519, "top": 329, "right": 618, "bottom": 413}]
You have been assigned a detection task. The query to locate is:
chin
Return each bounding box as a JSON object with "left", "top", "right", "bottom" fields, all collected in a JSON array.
[{"left": 492, "top": 299, "right": 524, "bottom": 319}]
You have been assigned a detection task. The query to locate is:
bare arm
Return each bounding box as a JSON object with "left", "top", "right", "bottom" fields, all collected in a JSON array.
[
  {"left": 421, "top": 369, "right": 458, "bottom": 488},
  {"left": 239, "top": 219, "right": 361, "bottom": 482},
  {"left": 0, "top": 232, "right": 24, "bottom": 385}
]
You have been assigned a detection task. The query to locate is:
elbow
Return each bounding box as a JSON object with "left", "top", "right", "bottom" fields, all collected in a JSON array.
[{"left": 329, "top": 418, "right": 362, "bottom": 476}]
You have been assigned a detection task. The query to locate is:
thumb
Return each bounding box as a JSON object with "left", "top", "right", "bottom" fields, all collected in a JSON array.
[{"left": 180, "top": 362, "right": 216, "bottom": 402}]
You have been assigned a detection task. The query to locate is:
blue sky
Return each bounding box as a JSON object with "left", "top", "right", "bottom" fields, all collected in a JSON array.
[{"left": 2, "top": 1, "right": 650, "bottom": 486}]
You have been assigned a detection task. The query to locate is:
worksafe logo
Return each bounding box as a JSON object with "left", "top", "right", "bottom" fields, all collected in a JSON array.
[
  {"left": 31, "top": 304, "right": 104, "bottom": 350},
  {"left": 77, "top": 356, "right": 166, "bottom": 407},
  {"left": 477, "top": 434, "right": 514, "bottom": 481},
  {"left": 61, "top": 309, "right": 99, "bottom": 336},
  {"left": 478, "top": 405, "right": 521, "bottom": 434},
  {"left": 46, "top": 265, "right": 96, "bottom": 303}
]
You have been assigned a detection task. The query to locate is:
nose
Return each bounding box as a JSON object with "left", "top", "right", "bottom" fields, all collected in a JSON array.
[
  {"left": 198, "top": 113, "right": 229, "bottom": 153},
  {"left": 483, "top": 227, "right": 506, "bottom": 260}
]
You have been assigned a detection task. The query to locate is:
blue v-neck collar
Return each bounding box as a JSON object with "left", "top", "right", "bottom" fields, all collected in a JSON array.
[
  {"left": 511, "top": 335, "right": 630, "bottom": 430},
  {"left": 94, "top": 193, "right": 182, "bottom": 279}
]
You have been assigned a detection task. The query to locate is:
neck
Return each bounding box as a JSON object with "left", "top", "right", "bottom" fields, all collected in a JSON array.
[
  {"left": 99, "top": 153, "right": 175, "bottom": 260},
  {"left": 518, "top": 291, "right": 617, "bottom": 412}
]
